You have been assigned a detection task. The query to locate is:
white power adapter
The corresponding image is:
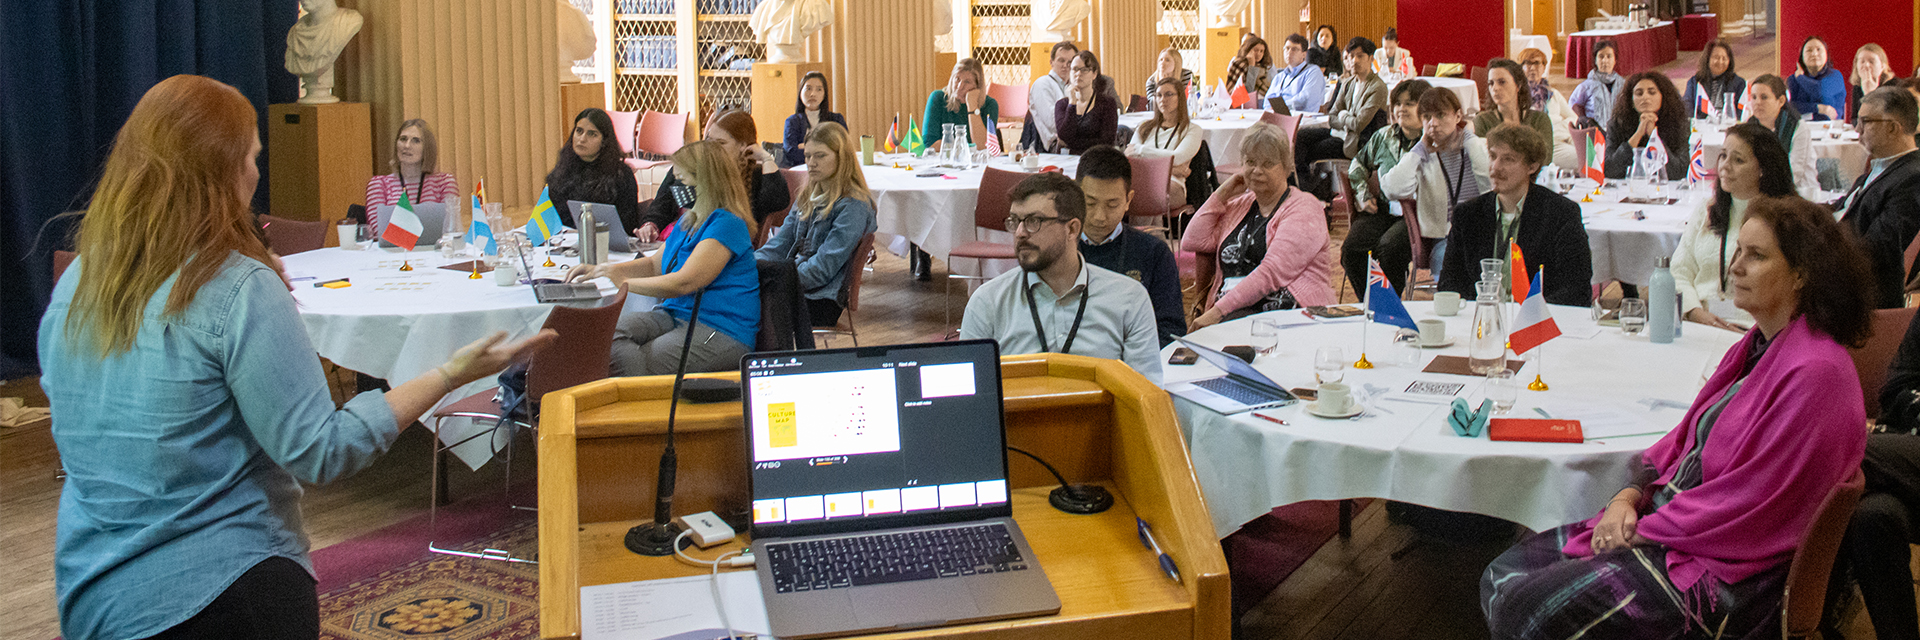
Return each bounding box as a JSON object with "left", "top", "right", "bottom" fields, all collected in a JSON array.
[{"left": 674, "top": 511, "right": 737, "bottom": 549}]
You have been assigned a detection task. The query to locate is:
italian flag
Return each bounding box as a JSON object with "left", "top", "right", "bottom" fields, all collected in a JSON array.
[
  {"left": 380, "top": 189, "right": 423, "bottom": 249},
  {"left": 1583, "top": 128, "right": 1606, "bottom": 184}
]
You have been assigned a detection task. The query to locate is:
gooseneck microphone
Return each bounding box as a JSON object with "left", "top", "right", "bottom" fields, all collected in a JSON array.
[{"left": 625, "top": 289, "right": 706, "bottom": 555}]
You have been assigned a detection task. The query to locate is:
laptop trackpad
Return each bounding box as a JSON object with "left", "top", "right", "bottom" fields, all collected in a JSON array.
[{"left": 851, "top": 581, "right": 980, "bottom": 630}]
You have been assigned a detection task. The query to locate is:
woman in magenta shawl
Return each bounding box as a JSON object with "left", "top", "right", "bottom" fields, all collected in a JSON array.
[{"left": 1481, "top": 196, "right": 1873, "bottom": 638}]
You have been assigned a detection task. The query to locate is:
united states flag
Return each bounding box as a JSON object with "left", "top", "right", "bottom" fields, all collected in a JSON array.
[{"left": 983, "top": 129, "right": 1003, "bottom": 157}]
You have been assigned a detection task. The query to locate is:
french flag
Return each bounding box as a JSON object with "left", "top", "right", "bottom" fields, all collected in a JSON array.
[{"left": 1509, "top": 269, "right": 1561, "bottom": 356}]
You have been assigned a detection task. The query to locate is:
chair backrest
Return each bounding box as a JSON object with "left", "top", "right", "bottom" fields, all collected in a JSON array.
[
  {"left": 606, "top": 109, "right": 642, "bottom": 156},
  {"left": 1129, "top": 94, "right": 1151, "bottom": 113},
  {"left": 780, "top": 167, "right": 808, "bottom": 212},
  {"left": 1781, "top": 467, "right": 1866, "bottom": 639},
  {"left": 526, "top": 284, "right": 628, "bottom": 400},
  {"left": 987, "top": 83, "right": 1028, "bottom": 121},
  {"left": 1470, "top": 66, "right": 1490, "bottom": 102},
  {"left": 754, "top": 168, "right": 809, "bottom": 247},
  {"left": 635, "top": 111, "right": 690, "bottom": 157},
  {"left": 1421, "top": 64, "right": 1437, "bottom": 77},
  {"left": 1399, "top": 198, "right": 1427, "bottom": 273},
  {"left": 1262, "top": 112, "right": 1302, "bottom": 146},
  {"left": 1850, "top": 306, "right": 1920, "bottom": 421},
  {"left": 975, "top": 167, "right": 1027, "bottom": 232},
  {"left": 53, "top": 250, "right": 77, "bottom": 283},
  {"left": 1127, "top": 155, "right": 1175, "bottom": 219},
  {"left": 259, "top": 214, "right": 329, "bottom": 255},
  {"left": 839, "top": 232, "right": 877, "bottom": 313},
  {"left": 1571, "top": 126, "right": 1597, "bottom": 171}
]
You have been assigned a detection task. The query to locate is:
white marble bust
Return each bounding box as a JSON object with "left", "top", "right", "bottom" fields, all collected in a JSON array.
[
  {"left": 285, "top": 0, "right": 363, "bottom": 104},
  {"left": 1203, "top": 0, "right": 1251, "bottom": 28},
  {"left": 748, "top": 0, "right": 832, "bottom": 64},
  {"left": 1030, "top": 0, "right": 1090, "bottom": 42},
  {"left": 557, "top": 0, "right": 597, "bottom": 83}
]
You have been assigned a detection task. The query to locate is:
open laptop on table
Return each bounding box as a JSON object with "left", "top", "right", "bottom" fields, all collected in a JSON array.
[
  {"left": 742, "top": 340, "right": 1060, "bottom": 639},
  {"left": 564, "top": 201, "right": 636, "bottom": 253},
  {"left": 1164, "top": 337, "right": 1298, "bottom": 414},
  {"left": 372, "top": 202, "right": 448, "bottom": 249},
  {"left": 510, "top": 237, "right": 602, "bottom": 304}
]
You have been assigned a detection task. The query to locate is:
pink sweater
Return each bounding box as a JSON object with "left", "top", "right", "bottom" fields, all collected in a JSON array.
[
  {"left": 1180, "top": 187, "right": 1334, "bottom": 312},
  {"left": 1562, "top": 316, "right": 1866, "bottom": 590}
]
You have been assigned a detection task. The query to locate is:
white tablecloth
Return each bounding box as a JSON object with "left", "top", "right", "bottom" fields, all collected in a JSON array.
[
  {"left": 858, "top": 153, "right": 1078, "bottom": 276},
  {"left": 1510, "top": 34, "right": 1555, "bottom": 68},
  {"left": 1116, "top": 109, "right": 1313, "bottom": 166},
  {"left": 1577, "top": 183, "right": 1701, "bottom": 285},
  {"left": 284, "top": 246, "right": 619, "bottom": 469},
  {"left": 1166, "top": 301, "right": 1744, "bottom": 537},
  {"left": 1699, "top": 122, "right": 1870, "bottom": 187},
  {"left": 1397, "top": 77, "right": 1481, "bottom": 117}
]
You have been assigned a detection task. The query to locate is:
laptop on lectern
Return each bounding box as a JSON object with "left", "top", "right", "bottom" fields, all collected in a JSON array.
[{"left": 741, "top": 340, "right": 1060, "bottom": 639}]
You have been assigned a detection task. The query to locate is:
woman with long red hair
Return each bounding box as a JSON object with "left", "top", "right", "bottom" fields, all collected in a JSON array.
[{"left": 38, "top": 75, "right": 553, "bottom": 638}]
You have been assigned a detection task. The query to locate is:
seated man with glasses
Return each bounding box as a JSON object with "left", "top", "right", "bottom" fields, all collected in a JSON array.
[
  {"left": 960, "top": 172, "right": 1164, "bottom": 383},
  {"left": 1836, "top": 86, "right": 1920, "bottom": 309}
]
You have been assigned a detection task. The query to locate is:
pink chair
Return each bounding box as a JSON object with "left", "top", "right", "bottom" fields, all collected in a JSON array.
[
  {"left": 813, "top": 232, "right": 878, "bottom": 346},
  {"left": 630, "top": 110, "right": 690, "bottom": 172},
  {"left": 259, "top": 214, "right": 329, "bottom": 255},
  {"left": 944, "top": 167, "right": 1025, "bottom": 326},
  {"left": 755, "top": 168, "right": 810, "bottom": 247},
  {"left": 1126, "top": 155, "right": 1193, "bottom": 238},
  {"left": 1398, "top": 198, "right": 1440, "bottom": 299},
  {"left": 1850, "top": 306, "right": 1920, "bottom": 421},
  {"left": 1780, "top": 468, "right": 1866, "bottom": 640},
  {"left": 988, "top": 83, "right": 1029, "bottom": 122},
  {"left": 606, "top": 109, "right": 641, "bottom": 156}
]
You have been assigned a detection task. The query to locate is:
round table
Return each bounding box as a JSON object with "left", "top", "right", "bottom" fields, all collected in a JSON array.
[
  {"left": 1116, "top": 109, "right": 1295, "bottom": 167},
  {"left": 283, "top": 245, "right": 620, "bottom": 468},
  {"left": 1576, "top": 182, "right": 1700, "bottom": 286},
  {"left": 1565, "top": 22, "right": 1677, "bottom": 78},
  {"left": 1165, "top": 301, "right": 1743, "bottom": 536},
  {"left": 1398, "top": 76, "right": 1481, "bottom": 116},
  {"left": 1699, "top": 121, "right": 1870, "bottom": 187},
  {"left": 858, "top": 153, "right": 1079, "bottom": 274}
]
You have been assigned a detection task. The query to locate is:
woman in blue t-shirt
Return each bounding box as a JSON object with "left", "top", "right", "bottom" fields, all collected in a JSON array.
[{"left": 569, "top": 139, "right": 762, "bottom": 376}]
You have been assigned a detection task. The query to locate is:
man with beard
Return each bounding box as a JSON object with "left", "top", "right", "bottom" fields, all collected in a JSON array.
[{"left": 959, "top": 172, "right": 1163, "bottom": 382}]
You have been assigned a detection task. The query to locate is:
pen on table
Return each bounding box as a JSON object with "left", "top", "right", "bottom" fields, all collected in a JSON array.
[
  {"left": 1135, "top": 518, "right": 1182, "bottom": 584},
  {"left": 1253, "top": 411, "right": 1288, "bottom": 426},
  {"left": 1533, "top": 407, "right": 1554, "bottom": 419}
]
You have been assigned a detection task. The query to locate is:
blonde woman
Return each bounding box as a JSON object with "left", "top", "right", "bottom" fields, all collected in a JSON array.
[
  {"left": 41, "top": 75, "right": 551, "bottom": 637},
  {"left": 756, "top": 122, "right": 878, "bottom": 326},
  {"left": 921, "top": 58, "right": 999, "bottom": 152},
  {"left": 1127, "top": 77, "right": 1202, "bottom": 205},
  {"left": 363, "top": 118, "right": 459, "bottom": 227},
  {"left": 1144, "top": 47, "right": 1194, "bottom": 98},
  {"left": 1183, "top": 122, "right": 1335, "bottom": 328},
  {"left": 569, "top": 140, "right": 761, "bottom": 375},
  {"left": 1852, "top": 43, "right": 1896, "bottom": 125}
]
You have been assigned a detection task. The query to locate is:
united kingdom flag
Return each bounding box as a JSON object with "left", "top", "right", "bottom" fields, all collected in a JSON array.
[{"left": 1687, "top": 135, "right": 1710, "bottom": 184}]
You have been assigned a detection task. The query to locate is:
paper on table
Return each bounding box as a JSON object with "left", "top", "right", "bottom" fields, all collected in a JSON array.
[
  {"left": 581, "top": 571, "right": 772, "bottom": 640},
  {"left": 1547, "top": 399, "right": 1674, "bottom": 440}
]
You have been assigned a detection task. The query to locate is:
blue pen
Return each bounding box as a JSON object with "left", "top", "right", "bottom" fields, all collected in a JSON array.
[{"left": 1135, "top": 518, "right": 1182, "bottom": 584}]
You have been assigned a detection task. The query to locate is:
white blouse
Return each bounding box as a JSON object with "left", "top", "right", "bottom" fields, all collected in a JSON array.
[
  {"left": 1670, "top": 196, "right": 1754, "bottom": 326},
  {"left": 1129, "top": 122, "right": 1203, "bottom": 172}
]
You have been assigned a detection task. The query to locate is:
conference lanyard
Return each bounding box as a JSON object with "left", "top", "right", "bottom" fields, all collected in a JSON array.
[
  {"left": 1719, "top": 231, "right": 1729, "bottom": 292},
  {"left": 398, "top": 173, "right": 421, "bottom": 204},
  {"left": 1024, "top": 271, "right": 1091, "bottom": 355},
  {"left": 1441, "top": 147, "right": 1470, "bottom": 209}
]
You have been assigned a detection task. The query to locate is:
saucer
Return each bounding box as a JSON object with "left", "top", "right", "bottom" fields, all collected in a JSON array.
[
  {"left": 1417, "top": 338, "right": 1455, "bottom": 349},
  {"left": 1306, "top": 401, "right": 1365, "bottom": 419}
]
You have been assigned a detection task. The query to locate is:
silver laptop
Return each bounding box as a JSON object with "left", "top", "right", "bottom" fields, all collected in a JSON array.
[
  {"left": 509, "top": 237, "right": 603, "bottom": 304},
  {"left": 372, "top": 202, "right": 449, "bottom": 249},
  {"left": 1164, "top": 338, "right": 1299, "bottom": 414},
  {"left": 565, "top": 201, "right": 635, "bottom": 253},
  {"left": 742, "top": 340, "right": 1060, "bottom": 639}
]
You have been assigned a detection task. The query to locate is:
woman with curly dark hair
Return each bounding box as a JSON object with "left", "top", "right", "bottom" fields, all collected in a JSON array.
[
  {"left": 1604, "top": 71, "right": 1689, "bottom": 179},
  {"left": 547, "top": 108, "right": 642, "bottom": 232},
  {"left": 1483, "top": 195, "right": 1871, "bottom": 639}
]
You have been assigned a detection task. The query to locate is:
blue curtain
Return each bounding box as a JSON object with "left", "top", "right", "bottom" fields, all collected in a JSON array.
[{"left": 0, "top": 0, "right": 298, "bottom": 378}]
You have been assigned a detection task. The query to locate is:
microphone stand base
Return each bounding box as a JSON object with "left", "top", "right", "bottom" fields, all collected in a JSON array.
[
  {"left": 624, "top": 521, "right": 684, "bottom": 556},
  {"left": 1049, "top": 484, "right": 1115, "bottom": 514}
]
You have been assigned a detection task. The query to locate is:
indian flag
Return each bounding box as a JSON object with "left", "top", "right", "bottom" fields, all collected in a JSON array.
[
  {"left": 1583, "top": 128, "right": 1606, "bottom": 184},
  {"left": 380, "top": 190, "right": 423, "bottom": 249},
  {"left": 525, "top": 186, "right": 563, "bottom": 245}
]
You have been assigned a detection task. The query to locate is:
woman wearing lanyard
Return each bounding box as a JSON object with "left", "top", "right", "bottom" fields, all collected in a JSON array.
[
  {"left": 363, "top": 119, "right": 459, "bottom": 228},
  {"left": 1672, "top": 123, "right": 1801, "bottom": 332},
  {"left": 1183, "top": 122, "right": 1335, "bottom": 329},
  {"left": 1744, "top": 75, "right": 1821, "bottom": 199}
]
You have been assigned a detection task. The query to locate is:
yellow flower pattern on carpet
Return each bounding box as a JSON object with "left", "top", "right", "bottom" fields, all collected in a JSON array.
[{"left": 378, "top": 598, "right": 482, "bottom": 634}]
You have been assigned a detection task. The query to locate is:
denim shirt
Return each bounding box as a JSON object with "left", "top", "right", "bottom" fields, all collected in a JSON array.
[
  {"left": 39, "top": 253, "right": 398, "bottom": 640},
  {"left": 755, "top": 195, "right": 877, "bottom": 303}
]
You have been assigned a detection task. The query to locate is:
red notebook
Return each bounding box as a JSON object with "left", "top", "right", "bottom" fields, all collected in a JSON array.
[{"left": 1488, "top": 418, "right": 1584, "bottom": 443}]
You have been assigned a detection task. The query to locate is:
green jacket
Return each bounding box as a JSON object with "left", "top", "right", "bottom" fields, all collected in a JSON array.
[{"left": 1348, "top": 125, "right": 1421, "bottom": 211}]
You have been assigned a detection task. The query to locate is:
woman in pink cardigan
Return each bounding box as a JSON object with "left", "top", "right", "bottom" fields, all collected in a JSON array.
[
  {"left": 1182, "top": 122, "right": 1334, "bottom": 329},
  {"left": 1480, "top": 196, "right": 1873, "bottom": 639}
]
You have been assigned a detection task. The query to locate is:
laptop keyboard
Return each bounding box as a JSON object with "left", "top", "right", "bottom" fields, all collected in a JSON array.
[
  {"left": 764, "top": 523, "right": 1027, "bottom": 593},
  {"left": 1193, "top": 377, "right": 1279, "bottom": 404}
]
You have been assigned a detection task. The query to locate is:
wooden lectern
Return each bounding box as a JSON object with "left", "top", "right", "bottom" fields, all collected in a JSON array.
[
  {"left": 267, "top": 102, "right": 371, "bottom": 226},
  {"left": 536, "top": 354, "right": 1228, "bottom": 639},
  {"left": 752, "top": 62, "right": 828, "bottom": 145}
]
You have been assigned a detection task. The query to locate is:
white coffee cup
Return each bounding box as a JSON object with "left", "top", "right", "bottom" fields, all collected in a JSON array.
[
  {"left": 1433, "top": 291, "right": 1462, "bottom": 316},
  {"left": 1022, "top": 153, "right": 1041, "bottom": 170},
  {"left": 337, "top": 223, "right": 358, "bottom": 250},
  {"left": 1417, "top": 318, "right": 1448, "bottom": 345},
  {"left": 1318, "top": 382, "right": 1352, "bottom": 414}
]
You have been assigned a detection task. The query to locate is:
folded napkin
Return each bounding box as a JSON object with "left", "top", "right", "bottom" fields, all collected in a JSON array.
[
  {"left": 1448, "top": 398, "right": 1493, "bottom": 437},
  {"left": 1, "top": 397, "right": 50, "bottom": 428}
]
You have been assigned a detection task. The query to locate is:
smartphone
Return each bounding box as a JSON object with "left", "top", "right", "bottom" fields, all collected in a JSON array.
[
  {"left": 1167, "top": 347, "right": 1198, "bottom": 366},
  {"left": 1289, "top": 387, "right": 1318, "bottom": 400}
]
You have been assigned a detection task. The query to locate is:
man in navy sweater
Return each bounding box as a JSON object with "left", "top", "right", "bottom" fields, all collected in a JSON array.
[{"left": 1075, "top": 145, "right": 1187, "bottom": 346}]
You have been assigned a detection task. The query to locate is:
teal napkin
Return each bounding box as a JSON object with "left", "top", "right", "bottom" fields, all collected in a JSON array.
[{"left": 1449, "top": 398, "right": 1493, "bottom": 437}]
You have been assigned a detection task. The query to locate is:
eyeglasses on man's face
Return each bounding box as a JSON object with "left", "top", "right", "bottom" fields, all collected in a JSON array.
[{"left": 1005, "top": 214, "right": 1068, "bottom": 232}]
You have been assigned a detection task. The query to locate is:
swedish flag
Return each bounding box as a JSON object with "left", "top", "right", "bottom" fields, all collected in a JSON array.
[{"left": 526, "top": 186, "right": 563, "bottom": 245}]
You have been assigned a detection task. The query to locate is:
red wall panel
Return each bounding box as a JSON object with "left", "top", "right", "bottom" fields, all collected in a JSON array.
[
  {"left": 1397, "top": 0, "right": 1506, "bottom": 68},
  {"left": 1778, "top": 0, "right": 1914, "bottom": 86}
]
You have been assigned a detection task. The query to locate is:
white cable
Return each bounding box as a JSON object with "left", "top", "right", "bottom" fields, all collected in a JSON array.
[{"left": 670, "top": 530, "right": 750, "bottom": 639}]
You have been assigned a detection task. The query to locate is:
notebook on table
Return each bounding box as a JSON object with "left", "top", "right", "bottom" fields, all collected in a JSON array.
[
  {"left": 1163, "top": 338, "right": 1298, "bottom": 414},
  {"left": 741, "top": 340, "right": 1060, "bottom": 639}
]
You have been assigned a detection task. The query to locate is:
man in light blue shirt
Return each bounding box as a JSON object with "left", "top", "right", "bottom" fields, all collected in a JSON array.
[{"left": 1267, "top": 34, "right": 1326, "bottom": 113}]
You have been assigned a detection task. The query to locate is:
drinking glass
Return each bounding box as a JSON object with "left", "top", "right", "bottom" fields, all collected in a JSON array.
[
  {"left": 1314, "top": 346, "right": 1346, "bottom": 384},
  {"left": 1390, "top": 329, "right": 1423, "bottom": 367},
  {"left": 355, "top": 224, "right": 377, "bottom": 251},
  {"left": 1486, "top": 370, "right": 1518, "bottom": 414},
  {"left": 1250, "top": 318, "right": 1280, "bottom": 356},
  {"left": 1619, "top": 298, "right": 1648, "bottom": 335}
]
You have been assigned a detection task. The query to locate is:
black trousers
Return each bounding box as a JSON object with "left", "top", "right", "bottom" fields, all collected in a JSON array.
[
  {"left": 1342, "top": 210, "right": 1414, "bottom": 294},
  {"left": 143, "top": 556, "right": 317, "bottom": 640},
  {"left": 1293, "top": 126, "right": 1349, "bottom": 199},
  {"left": 807, "top": 297, "right": 843, "bottom": 328},
  {"left": 1839, "top": 433, "right": 1920, "bottom": 640}
]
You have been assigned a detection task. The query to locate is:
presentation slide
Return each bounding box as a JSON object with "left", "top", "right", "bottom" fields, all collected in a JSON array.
[
  {"left": 749, "top": 369, "right": 902, "bottom": 462},
  {"left": 919, "top": 362, "right": 977, "bottom": 399}
]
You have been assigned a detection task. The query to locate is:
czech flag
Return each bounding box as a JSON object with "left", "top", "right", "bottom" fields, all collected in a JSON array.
[
  {"left": 1696, "top": 90, "right": 1713, "bottom": 118},
  {"left": 525, "top": 186, "right": 564, "bottom": 245},
  {"left": 1582, "top": 128, "right": 1606, "bottom": 184},
  {"left": 1508, "top": 242, "right": 1529, "bottom": 303},
  {"left": 1509, "top": 269, "right": 1562, "bottom": 356},
  {"left": 380, "top": 190, "right": 423, "bottom": 249},
  {"left": 1364, "top": 255, "right": 1418, "bottom": 330}
]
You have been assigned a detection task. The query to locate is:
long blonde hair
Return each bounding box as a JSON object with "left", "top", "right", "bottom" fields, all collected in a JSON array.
[
  {"left": 670, "top": 139, "right": 755, "bottom": 239},
  {"left": 68, "top": 75, "right": 270, "bottom": 358},
  {"left": 945, "top": 58, "right": 986, "bottom": 113},
  {"left": 796, "top": 122, "right": 872, "bottom": 220}
]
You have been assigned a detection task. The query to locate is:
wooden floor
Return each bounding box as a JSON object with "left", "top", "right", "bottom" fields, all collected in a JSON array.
[{"left": 5, "top": 32, "right": 1894, "bottom": 640}]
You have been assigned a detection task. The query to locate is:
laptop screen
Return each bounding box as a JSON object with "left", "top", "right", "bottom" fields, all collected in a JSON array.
[
  {"left": 1177, "top": 337, "right": 1284, "bottom": 390},
  {"left": 743, "top": 340, "right": 1010, "bottom": 538}
]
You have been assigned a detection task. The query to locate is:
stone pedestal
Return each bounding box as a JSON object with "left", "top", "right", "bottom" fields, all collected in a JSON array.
[
  {"left": 1202, "top": 25, "right": 1249, "bottom": 87},
  {"left": 752, "top": 62, "right": 827, "bottom": 145},
  {"left": 268, "top": 102, "right": 371, "bottom": 231}
]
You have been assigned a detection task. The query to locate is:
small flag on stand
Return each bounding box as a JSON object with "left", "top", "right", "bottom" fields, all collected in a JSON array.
[
  {"left": 1696, "top": 91, "right": 1713, "bottom": 119},
  {"left": 905, "top": 115, "right": 925, "bottom": 155},
  {"left": 1509, "top": 271, "right": 1562, "bottom": 356},
  {"left": 1508, "top": 242, "right": 1529, "bottom": 303},
  {"left": 1687, "top": 135, "right": 1710, "bottom": 184},
  {"left": 983, "top": 129, "right": 1003, "bottom": 157},
  {"left": 1229, "top": 83, "right": 1251, "bottom": 109},
  {"left": 1646, "top": 129, "right": 1670, "bottom": 168},
  {"left": 380, "top": 190, "right": 423, "bottom": 249},
  {"left": 1583, "top": 128, "right": 1607, "bottom": 184},
  {"left": 1365, "top": 256, "right": 1418, "bottom": 330},
  {"left": 885, "top": 114, "right": 900, "bottom": 153},
  {"left": 525, "top": 186, "right": 563, "bottom": 245},
  {"left": 1736, "top": 87, "right": 1750, "bottom": 120}
]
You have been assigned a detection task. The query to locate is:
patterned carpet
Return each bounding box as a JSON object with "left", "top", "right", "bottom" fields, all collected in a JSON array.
[{"left": 312, "top": 492, "right": 540, "bottom": 640}]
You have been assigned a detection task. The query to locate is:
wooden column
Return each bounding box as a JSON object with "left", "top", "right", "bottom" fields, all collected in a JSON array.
[
  {"left": 559, "top": 82, "right": 607, "bottom": 139},
  {"left": 752, "top": 62, "right": 828, "bottom": 145},
  {"left": 267, "top": 102, "right": 371, "bottom": 225}
]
